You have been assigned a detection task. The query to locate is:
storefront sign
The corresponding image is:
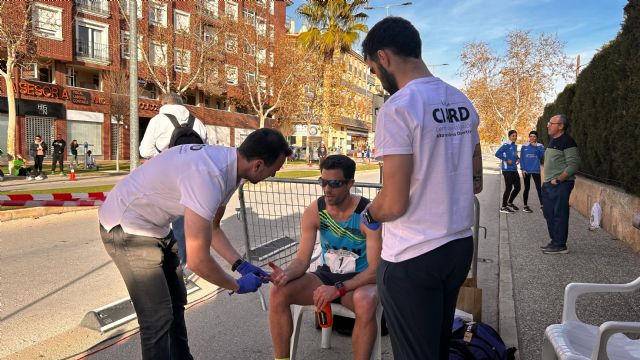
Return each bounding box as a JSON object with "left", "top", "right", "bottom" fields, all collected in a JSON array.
[
  {"left": 15, "top": 81, "right": 70, "bottom": 100},
  {"left": 70, "top": 90, "right": 92, "bottom": 105},
  {"left": 17, "top": 98, "right": 65, "bottom": 118}
]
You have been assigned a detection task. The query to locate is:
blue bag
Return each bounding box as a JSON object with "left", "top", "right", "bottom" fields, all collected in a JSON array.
[{"left": 449, "top": 317, "right": 516, "bottom": 360}]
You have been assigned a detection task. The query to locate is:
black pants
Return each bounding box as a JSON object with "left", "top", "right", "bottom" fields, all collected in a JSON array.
[
  {"left": 99, "top": 225, "right": 193, "bottom": 360},
  {"left": 523, "top": 173, "right": 542, "bottom": 206},
  {"left": 541, "top": 181, "right": 575, "bottom": 247},
  {"left": 377, "top": 236, "right": 473, "bottom": 360},
  {"left": 34, "top": 155, "right": 45, "bottom": 176},
  {"left": 52, "top": 154, "right": 64, "bottom": 172},
  {"left": 502, "top": 171, "right": 521, "bottom": 207}
]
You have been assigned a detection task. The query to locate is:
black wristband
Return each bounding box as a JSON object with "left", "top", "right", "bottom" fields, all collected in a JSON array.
[
  {"left": 231, "top": 259, "right": 243, "bottom": 272},
  {"left": 363, "top": 208, "right": 378, "bottom": 225}
]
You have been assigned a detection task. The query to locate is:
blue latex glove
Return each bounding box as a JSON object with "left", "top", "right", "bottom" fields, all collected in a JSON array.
[
  {"left": 236, "top": 261, "right": 271, "bottom": 283},
  {"left": 360, "top": 211, "right": 381, "bottom": 231},
  {"left": 236, "top": 273, "right": 263, "bottom": 294}
]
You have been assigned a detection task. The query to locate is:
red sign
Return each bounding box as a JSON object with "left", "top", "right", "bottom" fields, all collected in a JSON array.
[
  {"left": 139, "top": 101, "right": 160, "bottom": 111},
  {"left": 15, "top": 81, "right": 69, "bottom": 100}
]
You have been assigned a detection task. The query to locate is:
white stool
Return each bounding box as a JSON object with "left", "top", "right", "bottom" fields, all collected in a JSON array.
[{"left": 290, "top": 302, "right": 383, "bottom": 360}]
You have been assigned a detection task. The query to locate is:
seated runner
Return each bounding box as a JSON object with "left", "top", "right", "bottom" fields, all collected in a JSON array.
[{"left": 269, "top": 155, "right": 382, "bottom": 360}]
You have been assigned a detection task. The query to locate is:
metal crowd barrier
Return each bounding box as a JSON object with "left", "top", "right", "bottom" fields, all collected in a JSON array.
[{"left": 236, "top": 177, "right": 483, "bottom": 309}]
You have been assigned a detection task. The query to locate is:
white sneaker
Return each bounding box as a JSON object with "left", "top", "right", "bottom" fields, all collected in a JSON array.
[
  {"left": 35, "top": 175, "right": 44, "bottom": 180},
  {"left": 27, "top": 176, "right": 34, "bottom": 181},
  {"left": 0, "top": 176, "right": 3, "bottom": 182}
]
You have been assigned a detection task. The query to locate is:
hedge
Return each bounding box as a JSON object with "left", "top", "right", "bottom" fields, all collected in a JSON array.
[{"left": 537, "top": 0, "right": 640, "bottom": 196}]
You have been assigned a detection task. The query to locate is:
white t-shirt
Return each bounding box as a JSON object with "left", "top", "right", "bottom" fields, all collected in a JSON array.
[
  {"left": 99, "top": 145, "right": 239, "bottom": 238},
  {"left": 375, "top": 77, "right": 480, "bottom": 262}
]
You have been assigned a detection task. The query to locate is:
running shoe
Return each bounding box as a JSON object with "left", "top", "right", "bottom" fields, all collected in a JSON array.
[
  {"left": 540, "top": 242, "right": 553, "bottom": 249},
  {"left": 507, "top": 203, "right": 519, "bottom": 211},
  {"left": 35, "top": 175, "right": 44, "bottom": 180},
  {"left": 500, "top": 207, "right": 514, "bottom": 214},
  {"left": 522, "top": 206, "right": 533, "bottom": 213},
  {"left": 543, "top": 246, "right": 569, "bottom": 254}
]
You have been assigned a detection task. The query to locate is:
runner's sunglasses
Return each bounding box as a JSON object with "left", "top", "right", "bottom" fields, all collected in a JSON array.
[{"left": 318, "top": 178, "right": 348, "bottom": 188}]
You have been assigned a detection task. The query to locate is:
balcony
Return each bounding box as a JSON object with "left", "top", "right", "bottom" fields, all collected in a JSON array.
[
  {"left": 76, "top": 40, "right": 110, "bottom": 63},
  {"left": 75, "top": 0, "right": 110, "bottom": 16}
]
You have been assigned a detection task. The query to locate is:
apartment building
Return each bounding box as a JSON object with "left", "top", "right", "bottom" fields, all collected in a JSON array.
[{"left": 0, "top": 0, "right": 290, "bottom": 161}]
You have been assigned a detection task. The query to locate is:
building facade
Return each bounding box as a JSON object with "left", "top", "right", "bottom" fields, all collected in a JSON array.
[{"left": 0, "top": 0, "right": 290, "bottom": 161}]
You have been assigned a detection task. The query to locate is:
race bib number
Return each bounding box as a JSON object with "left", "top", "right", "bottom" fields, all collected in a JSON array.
[{"left": 323, "top": 249, "right": 359, "bottom": 274}]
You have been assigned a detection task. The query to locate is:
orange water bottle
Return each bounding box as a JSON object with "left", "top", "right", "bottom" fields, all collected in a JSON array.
[{"left": 316, "top": 303, "right": 333, "bottom": 328}]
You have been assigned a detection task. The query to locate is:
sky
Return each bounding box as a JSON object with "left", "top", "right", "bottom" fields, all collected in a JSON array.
[{"left": 286, "top": 0, "right": 629, "bottom": 92}]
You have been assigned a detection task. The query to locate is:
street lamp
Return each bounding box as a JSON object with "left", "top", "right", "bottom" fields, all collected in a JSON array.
[{"left": 364, "top": 2, "right": 413, "bottom": 17}]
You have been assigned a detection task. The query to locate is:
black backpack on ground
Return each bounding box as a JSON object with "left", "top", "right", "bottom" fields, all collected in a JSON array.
[
  {"left": 449, "top": 317, "right": 516, "bottom": 360},
  {"left": 164, "top": 113, "right": 204, "bottom": 148}
]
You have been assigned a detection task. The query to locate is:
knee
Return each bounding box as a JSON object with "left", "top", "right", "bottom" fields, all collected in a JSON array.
[
  {"left": 269, "top": 285, "right": 292, "bottom": 309},
  {"left": 353, "top": 289, "right": 378, "bottom": 322}
]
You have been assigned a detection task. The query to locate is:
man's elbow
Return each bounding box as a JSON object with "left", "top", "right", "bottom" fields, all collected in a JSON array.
[{"left": 387, "top": 201, "right": 409, "bottom": 219}]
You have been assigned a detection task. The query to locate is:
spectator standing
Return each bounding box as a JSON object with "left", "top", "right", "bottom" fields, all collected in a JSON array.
[
  {"left": 520, "top": 131, "right": 545, "bottom": 213},
  {"left": 495, "top": 130, "right": 521, "bottom": 213},
  {"left": 318, "top": 142, "right": 328, "bottom": 164},
  {"left": 139, "top": 93, "right": 208, "bottom": 278},
  {"left": 29, "top": 135, "right": 47, "bottom": 180},
  {"left": 70, "top": 139, "right": 79, "bottom": 168},
  {"left": 51, "top": 136, "right": 66, "bottom": 175},
  {"left": 361, "top": 17, "right": 482, "bottom": 359},
  {"left": 541, "top": 115, "right": 580, "bottom": 254}
]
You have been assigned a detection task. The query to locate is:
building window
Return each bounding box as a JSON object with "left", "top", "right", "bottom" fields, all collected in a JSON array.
[
  {"left": 149, "top": 2, "right": 167, "bottom": 27},
  {"left": 269, "top": 51, "right": 274, "bottom": 67},
  {"left": 150, "top": 42, "right": 167, "bottom": 66},
  {"left": 38, "top": 64, "right": 53, "bottom": 83},
  {"left": 174, "top": 49, "right": 191, "bottom": 73},
  {"left": 75, "top": 0, "right": 110, "bottom": 16},
  {"left": 225, "top": 65, "right": 238, "bottom": 85},
  {"left": 225, "top": 34, "right": 237, "bottom": 53},
  {"left": 257, "top": 48, "right": 266, "bottom": 64},
  {"left": 245, "top": 71, "right": 256, "bottom": 85},
  {"left": 20, "top": 63, "right": 53, "bottom": 83},
  {"left": 203, "top": 25, "right": 218, "bottom": 44},
  {"left": 259, "top": 75, "right": 267, "bottom": 93},
  {"left": 76, "top": 19, "right": 110, "bottom": 63},
  {"left": 202, "top": 0, "right": 218, "bottom": 18},
  {"left": 66, "top": 66, "right": 101, "bottom": 90},
  {"left": 225, "top": 0, "right": 238, "bottom": 21},
  {"left": 121, "top": 0, "right": 143, "bottom": 18},
  {"left": 256, "top": 0, "right": 266, "bottom": 6},
  {"left": 245, "top": 43, "right": 256, "bottom": 56},
  {"left": 33, "top": 3, "right": 63, "bottom": 40},
  {"left": 269, "top": 0, "right": 274, "bottom": 15},
  {"left": 205, "top": 68, "right": 219, "bottom": 84},
  {"left": 121, "top": 32, "right": 143, "bottom": 60},
  {"left": 243, "top": 8, "right": 256, "bottom": 25},
  {"left": 174, "top": 9, "right": 190, "bottom": 32},
  {"left": 256, "top": 17, "right": 266, "bottom": 36}
]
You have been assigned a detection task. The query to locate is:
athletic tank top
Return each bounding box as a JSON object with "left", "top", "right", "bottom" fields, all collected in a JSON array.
[{"left": 318, "top": 196, "right": 370, "bottom": 272}]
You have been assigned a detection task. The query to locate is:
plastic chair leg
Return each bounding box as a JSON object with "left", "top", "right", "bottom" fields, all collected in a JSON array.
[{"left": 540, "top": 335, "right": 557, "bottom": 360}]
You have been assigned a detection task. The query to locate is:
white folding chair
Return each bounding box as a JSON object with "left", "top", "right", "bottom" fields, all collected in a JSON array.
[
  {"left": 289, "top": 302, "right": 383, "bottom": 360},
  {"left": 541, "top": 276, "right": 640, "bottom": 359}
]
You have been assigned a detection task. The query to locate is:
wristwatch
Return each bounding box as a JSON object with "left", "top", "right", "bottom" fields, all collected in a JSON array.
[
  {"left": 335, "top": 281, "right": 347, "bottom": 297},
  {"left": 363, "top": 208, "right": 378, "bottom": 226},
  {"left": 231, "top": 258, "right": 243, "bottom": 272}
]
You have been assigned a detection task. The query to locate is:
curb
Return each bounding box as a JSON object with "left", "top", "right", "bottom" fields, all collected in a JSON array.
[
  {"left": 498, "top": 195, "right": 521, "bottom": 356},
  {"left": 0, "top": 206, "right": 97, "bottom": 222}
]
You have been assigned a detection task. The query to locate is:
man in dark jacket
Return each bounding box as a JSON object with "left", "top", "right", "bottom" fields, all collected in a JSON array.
[
  {"left": 29, "top": 135, "right": 48, "bottom": 180},
  {"left": 52, "top": 136, "right": 66, "bottom": 175}
]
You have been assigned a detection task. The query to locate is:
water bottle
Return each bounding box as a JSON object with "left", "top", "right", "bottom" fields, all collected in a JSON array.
[{"left": 316, "top": 303, "right": 333, "bottom": 328}]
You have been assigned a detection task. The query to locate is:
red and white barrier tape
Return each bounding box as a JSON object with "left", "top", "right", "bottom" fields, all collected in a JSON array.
[{"left": 0, "top": 192, "right": 108, "bottom": 207}]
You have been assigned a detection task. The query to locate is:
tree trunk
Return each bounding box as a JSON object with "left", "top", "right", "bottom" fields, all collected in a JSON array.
[
  {"left": 3, "top": 73, "right": 17, "bottom": 175},
  {"left": 115, "top": 120, "right": 120, "bottom": 172}
]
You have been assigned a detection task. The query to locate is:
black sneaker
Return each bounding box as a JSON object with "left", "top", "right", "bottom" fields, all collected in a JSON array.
[
  {"left": 507, "top": 203, "right": 519, "bottom": 211},
  {"left": 522, "top": 206, "right": 533, "bottom": 213},
  {"left": 543, "top": 246, "right": 569, "bottom": 254},
  {"left": 540, "top": 242, "right": 553, "bottom": 249},
  {"left": 500, "top": 207, "right": 514, "bottom": 214}
]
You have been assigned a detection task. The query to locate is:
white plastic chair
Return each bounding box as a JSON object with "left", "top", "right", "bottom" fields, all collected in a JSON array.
[
  {"left": 289, "top": 302, "right": 383, "bottom": 360},
  {"left": 541, "top": 276, "right": 640, "bottom": 359}
]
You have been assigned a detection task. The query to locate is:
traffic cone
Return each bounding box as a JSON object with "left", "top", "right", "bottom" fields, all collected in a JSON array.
[{"left": 69, "top": 165, "right": 76, "bottom": 181}]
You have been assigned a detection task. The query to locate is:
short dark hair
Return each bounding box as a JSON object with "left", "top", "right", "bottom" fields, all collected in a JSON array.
[
  {"left": 508, "top": 130, "right": 517, "bottom": 137},
  {"left": 238, "top": 128, "right": 292, "bottom": 166},
  {"left": 362, "top": 17, "right": 421, "bottom": 61},
  {"left": 320, "top": 155, "right": 356, "bottom": 180},
  {"left": 529, "top": 130, "right": 538, "bottom": 137},
  {"left": 35, "top": 135, "right": 41, "bottom": 139}
]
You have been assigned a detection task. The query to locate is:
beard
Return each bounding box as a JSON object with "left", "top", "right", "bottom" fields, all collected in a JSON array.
[{"left": 377, "top": 64, "right": 399, "bottom": 95}]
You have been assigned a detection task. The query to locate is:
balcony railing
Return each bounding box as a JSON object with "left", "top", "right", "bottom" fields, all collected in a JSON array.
[
  {"left": 75, "top": 0, "right": 110, "bottom": 16},
  {"left": 76, "top": 40, "right": 110, "bottom": 62}
]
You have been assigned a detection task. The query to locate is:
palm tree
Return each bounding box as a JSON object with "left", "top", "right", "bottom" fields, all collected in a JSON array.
[
  {"left": 297, "top": 0, "right": 368, "bottom": 61},
  {"left": 296, "top": 0, "right": 368, "bottom": 161}
]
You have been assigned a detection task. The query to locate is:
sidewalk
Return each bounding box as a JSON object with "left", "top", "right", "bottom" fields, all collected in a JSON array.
[{"left": 501, "top": 181, "right": 640, "bottom": 359}]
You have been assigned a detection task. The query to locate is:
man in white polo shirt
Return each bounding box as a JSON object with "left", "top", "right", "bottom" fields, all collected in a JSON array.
[
  {"left": 361, "top": 18, "right": 483, "bottom": 359},
  {"left": 99, "top": 128, "right": 292, "bottom": 360}
]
